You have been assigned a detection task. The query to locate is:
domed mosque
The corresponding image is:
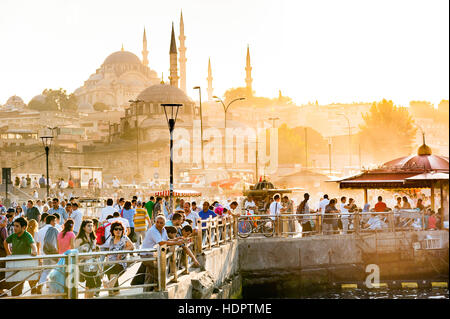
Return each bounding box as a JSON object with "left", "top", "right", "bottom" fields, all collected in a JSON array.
[
  {"left": 74, "top": 29, "right": 161, "bottom": 111},
  {"left": 1, "top": 95, "right": 26, "bottom": 111},
  {"left": 114, "top": 21, "right": 195, "bottom": 143}
]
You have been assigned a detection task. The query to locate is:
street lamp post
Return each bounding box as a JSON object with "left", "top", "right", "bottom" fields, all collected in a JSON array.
[
  {"left": 40, "top": 134, "right": 54, "bottom": 199},
  {"left": 328, "top": 137, "right": 332, "bottom": 175},
  {"left": 162, "top": 103, "right": 182, "bottom": 216},
  {"left": 304, "top": 127, "right": 308, "bottom": 170},
  {"left": 193, "top": 86, "right": 205, "bottom": 170},
  {"left": 213, "top": 96, "right": 245, "bottom": 168},
  {"left": 129, "top": 99, "right": 144, "bottom": 183},
  {"left": 266, "top": 117, "right": 279, "bottom": 177},
  {"left": 337, "top": 113, "right": 351, "bottom": 169}
]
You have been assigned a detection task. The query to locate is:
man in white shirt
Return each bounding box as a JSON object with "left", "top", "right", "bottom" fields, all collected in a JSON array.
[
  {"left": 100, "top": 198, "right": 118, "bottom": 222},
  {"left": 37, "top": 215, "right": 57, "bottom": 255},
  {"left": 35, "top": 200, "right": 44, "bottom": 214},
  {"left": 140, "top": 215, "right": 184, "bottom": 291},
  {"left": 70, "top": 203, "right": 83, "bottom": 235},
  {"left": 269, "top": 194, "right": 286, "bottom": 236},
  {"left": 191, "top": 202, "right": 201, "bottom": 214},
  {"left": 184, "top": 202, "right": 199, "bottom": 230},
  {"left": 245, "top": 196, "right": 257, "bottom": 215},
  {"left": 319, "top": 195, "right": 330, "bottom": 214},
  {"left": 364, "top": 213, "right": 384, "bottom": 230},
  {"left": 113, "top": 198, "right": 125, "bottom": 213},
  {"left": 112, "top": 176, "right": 120, "bottom": 189},
  {"left": 340, "top": 196, "right": 350, "bottom": 234}
]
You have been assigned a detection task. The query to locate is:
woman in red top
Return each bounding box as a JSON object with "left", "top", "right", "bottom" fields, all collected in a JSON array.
[{"left": 427, "top": 211, "right": 437, "bottom": 230}]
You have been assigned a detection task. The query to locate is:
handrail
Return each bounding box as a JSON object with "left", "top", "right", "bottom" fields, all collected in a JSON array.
[{"left": 234, "top": 210, "right": 431, "bottom": 237}]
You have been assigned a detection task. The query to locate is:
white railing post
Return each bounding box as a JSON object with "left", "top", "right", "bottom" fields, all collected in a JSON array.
[{"left": 67, "top": 251, "right": 79, "bottom": 299}]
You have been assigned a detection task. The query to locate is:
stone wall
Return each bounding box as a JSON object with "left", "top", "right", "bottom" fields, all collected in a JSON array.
[{"left": 239, "top": 231, "right": 449, "bottom": 296}]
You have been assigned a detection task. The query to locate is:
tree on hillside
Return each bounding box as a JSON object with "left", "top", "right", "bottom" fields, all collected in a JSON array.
[
  {"left": 223, "top": 87, "right": 251, "bottom": 108},
  {"left": 28, "top": 96, "right": 57, "bottom": 111},
  {"left": 28, "top": 88, "right": 78, "bottom": 112},
  {"left": 223, "top": 87, "right": 294, "bottom": 109},
  {"left": 278, "top": 124, "right": 304, "bottom": 165},
  {"left": 277, "top": 125, "right": 328, "bottom": 165},
  {"left": 409, "top": 100, "right": 435, "bottom": 118},
  {"left": 360, "top": 99, "right": 417, "bottom": 163},
  {"left": 438, "top": 100, "right": 449, "bottom": 113},
  {"left": 93, "top": 102, "right": 111, "bottom": 112}
]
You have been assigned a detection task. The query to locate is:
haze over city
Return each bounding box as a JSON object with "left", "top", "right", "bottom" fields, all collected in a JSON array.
[{"left": 0, "top": 0, "right": 448, "bottom": 106}]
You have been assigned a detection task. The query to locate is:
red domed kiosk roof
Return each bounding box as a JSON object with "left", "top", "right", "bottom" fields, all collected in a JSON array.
[
  {"left": 382, "top": 154, "right": 449, "bottom": 172},
  {"left": 382, "top": 137, "right": 448, "bottom": 172},
  {"left": 336, "top": 141, "right": 449, "bottom": 189}
]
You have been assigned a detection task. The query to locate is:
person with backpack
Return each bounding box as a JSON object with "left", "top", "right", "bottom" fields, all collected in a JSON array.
[
  {"left": 121, "top": 201, "right": 136, "bottom": 242},
  {"left": 96, "top": 215, "right": 113, "bottom": 246},
  {"left": 38, "top": 215, "right": 59, "bottom": 292}
]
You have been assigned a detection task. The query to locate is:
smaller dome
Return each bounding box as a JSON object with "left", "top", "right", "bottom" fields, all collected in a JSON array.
[
  {"left": 30, "top": 94, "right": 46, "bottom": 103},
  {"left": 137, "top": 83, "right": 193, "bottom": 104},
  {"left": 418, "top": 143, "right": 432, "bottom": 156},
  {"left": 103, "top": 51, "right": 142, "bottom": 66},
  {"left": 5, "top": 95, "right": 26, "bottom": 108},
  {"left": 254, "top": 180, "right": 275, "bottom": 190}
]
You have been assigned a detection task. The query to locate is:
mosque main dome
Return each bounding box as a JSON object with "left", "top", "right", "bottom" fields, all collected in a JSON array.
[{"left": 103, "top": 50, "right": 142, "bottom": 66}]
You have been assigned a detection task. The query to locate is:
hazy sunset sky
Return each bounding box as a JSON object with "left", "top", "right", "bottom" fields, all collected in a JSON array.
[{"left": 0, "top": 0, "right": 448, "bottom": 106}]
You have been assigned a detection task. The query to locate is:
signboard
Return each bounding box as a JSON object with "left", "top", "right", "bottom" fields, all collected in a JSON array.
[{"left": 2, "top": 168, "right": 11, "bottom": 184}]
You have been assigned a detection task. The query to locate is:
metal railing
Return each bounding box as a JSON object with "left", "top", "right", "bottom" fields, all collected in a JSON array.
[
  {"left": 0, "top": 248, "right": 158, "bottom": 299},
  {"left": 235, "top": 210, "right": 439, "bottom": 238},
  {"left": 0, "top": 216, "right": 239, "bottom": 298},
  {"left": 74, "top": 248, "right": 158, "bottom": 298},
  {"left": 0, "top": 253, "right": 69, "bottom": 299}
]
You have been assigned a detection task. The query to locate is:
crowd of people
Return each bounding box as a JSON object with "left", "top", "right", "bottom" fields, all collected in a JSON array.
[
  {"left": 0, "top": 189, "right": 444, "bottom": 298},
  {"left": 246, "top": 192, "right": 443, "bottom": 235},
  {"left": 0, "top": 194, "right": 241, "bottom": 298}
]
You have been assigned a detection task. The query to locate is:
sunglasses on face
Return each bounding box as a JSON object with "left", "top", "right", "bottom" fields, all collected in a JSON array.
[{"left": 114, "top": 228, "right": 123, "bottom": 231}]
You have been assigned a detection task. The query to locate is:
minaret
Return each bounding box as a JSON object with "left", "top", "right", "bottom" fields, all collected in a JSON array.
[
  {"left": 245, "top": 44, "right": 253, "bottom": 97},
  {"left": 207, "top": 58, "right": 213, "bottom": 100},
  {"left": 179, "top": 10, "right": 187, "bottom": 93},
  {"left": 142, "top": 27, "right": 149, "bottom": 67},
  {"left": 169, "top": 23, "right": 179, "bottom": 88}
]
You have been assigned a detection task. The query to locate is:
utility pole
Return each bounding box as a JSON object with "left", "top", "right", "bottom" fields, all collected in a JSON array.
[
  {"left": 304, "top": 127, "right": 308, "bottom": 170},
  {"left": 328, "top": 138, "right": 332, "bottom": 175},
  {"left": 337, "top": 113, "right": 351, "bottom": 169},
  {"left": 129, "top": 99, "right": 144, "bottom": 183},
  {"left": 255, "top": 127, "right": 259, "bottom": 183},
  {"left": 359, "top": 143, "right": 361, "bottom": 169},
  {"left": 193, "top": 86, "right": 205, "bottom": 170},
  {"left": 108, "top": 121, "right": 111, "bottom": 144}
]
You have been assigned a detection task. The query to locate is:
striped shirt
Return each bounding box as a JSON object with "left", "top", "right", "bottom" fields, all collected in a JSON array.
[{"left": 133, "top": 208, "right": 150, "bottom": 232}]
